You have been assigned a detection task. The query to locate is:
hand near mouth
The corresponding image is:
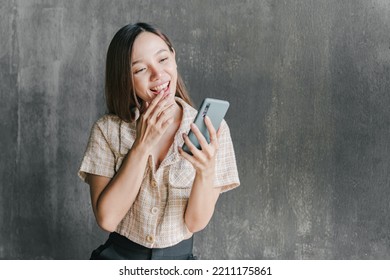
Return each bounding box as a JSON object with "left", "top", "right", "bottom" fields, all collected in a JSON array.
[{"left": 134, "top": 90, "right": 176, "bottom": 153}]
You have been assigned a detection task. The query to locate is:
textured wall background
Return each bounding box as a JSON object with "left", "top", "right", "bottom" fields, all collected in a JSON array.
[{"left": 1, "top": 0, "right": 390, "bottom": 259}]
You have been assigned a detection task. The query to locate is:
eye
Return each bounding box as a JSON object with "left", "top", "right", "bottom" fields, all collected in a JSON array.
[
  {"left": 134, "top": 67, "right": 146, "bottom": 74},
  {"left": 160, "top": 57, "right": 169, "bottom": 63}
]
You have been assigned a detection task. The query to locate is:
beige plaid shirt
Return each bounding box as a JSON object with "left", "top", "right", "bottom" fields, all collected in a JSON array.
[{"left": 78, "top": 97, "right": 240, "bottom": 248}]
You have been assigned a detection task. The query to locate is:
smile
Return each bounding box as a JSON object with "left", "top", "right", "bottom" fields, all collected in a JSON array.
[{"left": 150, "top": 81, "right": 170, "bottom": 93}]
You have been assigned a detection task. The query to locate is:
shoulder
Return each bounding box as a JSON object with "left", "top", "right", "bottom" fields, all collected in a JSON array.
[
  {"left": 219, "top": 119, "right": 230, "bottom": 134},
  {"left": 93, "top": 114, "right": 137, "bottom": 154},
  {"left": 94, "top": 114, "right": 122, "bottom": 130},
  {"left": 93, "top": 114, "right": 135, "bottom": 134},
  {"left": 90, "top": 114, "right": 136, "bottom": 145}
]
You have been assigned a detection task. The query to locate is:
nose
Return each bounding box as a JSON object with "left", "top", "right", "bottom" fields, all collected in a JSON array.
[{"left": 150, "top": 64, "right": 162, "bottom": 81}]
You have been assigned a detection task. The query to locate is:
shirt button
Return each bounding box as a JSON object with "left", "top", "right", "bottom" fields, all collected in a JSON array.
[
  {"left": 146, "top": 235, "right": 154, "bottom": 243},
  {"left": 151, "top": 180, "right": 157, "bottom": 188},
  {"left": 151, "top": 207, "right": 158, "bottom": 214}
]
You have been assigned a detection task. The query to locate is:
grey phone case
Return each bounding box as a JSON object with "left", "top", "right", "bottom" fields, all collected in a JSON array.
[{"left": 182, "top": 98, "right": 230, "bottom": 154}]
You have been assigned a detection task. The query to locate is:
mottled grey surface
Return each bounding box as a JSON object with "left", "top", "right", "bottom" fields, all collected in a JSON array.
[{"left": 1, "top": 0, "right": 389, "bottom": 259}]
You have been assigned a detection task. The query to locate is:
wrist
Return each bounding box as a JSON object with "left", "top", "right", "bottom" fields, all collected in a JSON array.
[
  {"left": 195, "top": 168, "right": 215, "bottom": 182},
  {"left": 130, "top": 140, "right": 150, "bottom": 158}
]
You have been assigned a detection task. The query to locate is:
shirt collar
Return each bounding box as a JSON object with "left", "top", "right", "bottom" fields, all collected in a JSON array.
[
  {"left": 164, "top": 97, "right": 197, "bottom": 166},
  {"left": 175, "top": 96, "right": 197, "bottom": 137}
]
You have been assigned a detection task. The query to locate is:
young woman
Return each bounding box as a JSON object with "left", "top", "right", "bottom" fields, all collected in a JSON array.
[{"left": 78, "top": 22, "right": 240, "bottom": 260}]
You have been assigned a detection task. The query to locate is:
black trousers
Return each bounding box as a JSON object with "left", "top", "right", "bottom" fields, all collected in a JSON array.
[{"left": 90, "top": 232, "right": 196, "bottom": 260}]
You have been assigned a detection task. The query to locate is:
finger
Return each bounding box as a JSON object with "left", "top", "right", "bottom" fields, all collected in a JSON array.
[
  {"left": 143, "top": 92, "right": 167, "bottom": 118},
  {"left": 182, "top": 133, "right": 205, "bottom": 159},
  {"left": 191, "top": 119, "right": 219, "bottom": 158},
  {"left": 158, "top": 93, "right": 175, "bottom": 116},
  {"left": 178, "top": 146, "right": 197, "bottom": 165},
  {"left": 178, "top": 146, "right": 205, "bottom": 170},
  {"left": 216, "top": 127, "right": 222, "bottom": 139},
  {"left": 204, "top": 116, "right": 218, "bottom": 145},
  {"left": 150, "top": 92, "right": 172, "bottom": 120},
  {"left": 204, "top": 116, "right": 217, "bottom": 139},
  {"left": 189, "top": 123, "right": 209, "bottom": 150},
  {"left": 157, "top": 103, "right": 175, "bottom": 126},
  {"left": 161, "top": 115, "right": 174, "bottom": 130}
]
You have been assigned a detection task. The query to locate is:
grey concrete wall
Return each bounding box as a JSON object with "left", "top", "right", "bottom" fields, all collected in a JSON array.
[{"left": 1, "top": 0, "right": 389, "bottom": 259}]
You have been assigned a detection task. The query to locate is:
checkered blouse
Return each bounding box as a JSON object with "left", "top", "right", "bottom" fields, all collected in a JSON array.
[{"left": 78, "top": 97, "right": 240, "bottom": 248}]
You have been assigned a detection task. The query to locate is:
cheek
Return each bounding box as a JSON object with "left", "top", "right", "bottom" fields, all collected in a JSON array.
[
  {"left": 133, "top": 77, "right": 147, "bottom": 92},
  {"left": 169, "top": 62, "right": 178, "bottom": 72},
  {"left": 168, "top": 66, "right": 178, "bottom": 82}
]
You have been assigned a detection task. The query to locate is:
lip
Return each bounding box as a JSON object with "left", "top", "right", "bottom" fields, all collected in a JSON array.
[{"left": 150, "top": 81, "right": 170, "bottom": 95}]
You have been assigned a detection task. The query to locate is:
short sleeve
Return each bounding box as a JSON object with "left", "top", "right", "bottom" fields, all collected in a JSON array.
[
  {"left": 214, "top": 120, "right": 240, "bottom": 192},
  {"left": 78, "top": 122, "right": 116, "bottom": 182}
]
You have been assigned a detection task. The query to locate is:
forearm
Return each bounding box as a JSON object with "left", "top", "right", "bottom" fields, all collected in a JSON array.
[
  {"left": 184, "top": 170, "right": 221, "bottom": 233},
  {"left": 95, "top": 144, "right": 149, "bottom": 231}
]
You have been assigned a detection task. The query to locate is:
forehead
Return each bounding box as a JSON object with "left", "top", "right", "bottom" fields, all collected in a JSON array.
[{"left": 131, "top": 32, "right": 170, "bottom": 61}]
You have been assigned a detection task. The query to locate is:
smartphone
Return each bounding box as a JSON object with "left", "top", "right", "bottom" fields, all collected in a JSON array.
[{"left": 182, "top": 98, "right": 230, "bottom": 154}]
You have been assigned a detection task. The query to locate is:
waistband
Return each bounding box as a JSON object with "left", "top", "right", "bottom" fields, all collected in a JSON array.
[{"left": 108, "top": 232, "right": 194, "bottom": 259}]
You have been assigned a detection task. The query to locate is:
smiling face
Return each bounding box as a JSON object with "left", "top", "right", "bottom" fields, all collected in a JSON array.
[{"left": 131, "top": 32, "right": 178, "bottom": 105}]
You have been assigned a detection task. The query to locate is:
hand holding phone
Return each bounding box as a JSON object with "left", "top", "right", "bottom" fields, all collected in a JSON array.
[{"left": 182, "top": 98, "right": 230, "bottom": 155}]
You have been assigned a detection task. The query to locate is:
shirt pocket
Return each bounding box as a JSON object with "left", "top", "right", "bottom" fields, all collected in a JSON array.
[{"left": 169, "top": 160, "right": 195, "bottom": 198}]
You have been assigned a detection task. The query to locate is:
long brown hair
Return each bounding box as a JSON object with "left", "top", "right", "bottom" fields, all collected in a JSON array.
[{"left": 105, "top": 22, "right": 193, "bottom": 122}]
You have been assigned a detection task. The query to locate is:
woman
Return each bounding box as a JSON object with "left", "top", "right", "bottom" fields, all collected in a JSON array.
[{"left": 78, "top": 22, "right": 240, "bottom": 260}]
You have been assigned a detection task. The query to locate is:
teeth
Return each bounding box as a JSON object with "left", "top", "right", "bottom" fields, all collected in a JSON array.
[{"left": 151, "top": 82, "right": 169, "bottom": 92}]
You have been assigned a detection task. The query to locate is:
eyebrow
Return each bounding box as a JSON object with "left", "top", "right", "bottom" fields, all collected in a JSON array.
[{"left": 132, "top": 49, "right": 169, "bottom": 66}]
